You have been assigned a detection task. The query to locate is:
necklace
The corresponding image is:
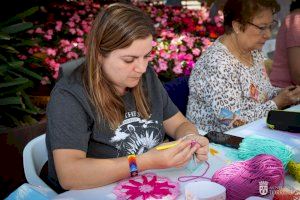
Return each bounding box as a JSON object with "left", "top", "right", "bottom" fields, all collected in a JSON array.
[{"left": 227, "top": 34, "right": 253, "bottom": 67}]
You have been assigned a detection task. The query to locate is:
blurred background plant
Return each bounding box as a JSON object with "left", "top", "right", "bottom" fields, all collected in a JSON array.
[
  {"left": 0, "top": 7, "right": 45, "bottom": 131},
  {"left": 0, "top": 0, "right": 224, "bottom": 129},
  {"left": 17, "top": 0, "right": 223, "bottom": 83}
]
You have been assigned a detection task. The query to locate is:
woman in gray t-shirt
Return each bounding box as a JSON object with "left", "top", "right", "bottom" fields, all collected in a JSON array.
[{"left": 46, "top": 3, "right": 209, "bottom": 192}]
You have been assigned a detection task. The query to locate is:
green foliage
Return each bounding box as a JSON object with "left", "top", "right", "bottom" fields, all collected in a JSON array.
[{"left": 0, "top": 7, "right": 44, "bottom": 130}]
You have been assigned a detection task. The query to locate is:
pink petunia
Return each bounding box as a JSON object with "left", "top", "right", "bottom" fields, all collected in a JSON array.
[
  {"left": 55, "top": 21, "right": 63, "bottom": 31},
  {"left": 192, "top": 48, "right": 201, "bottom": 56},
  {"left": 66, "top": 51, "right": 79, "bottom": 59},
  {"left": 67, "top": 21, "right": 76, "bottom": 28},
  {"left": 46, "top": 48, "right": 57, "bottom": 57},
  {"left": 35, "top": 27, "right": 44, "bottom": 34}
]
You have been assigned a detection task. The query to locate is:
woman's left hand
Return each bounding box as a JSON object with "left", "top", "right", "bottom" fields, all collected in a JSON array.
[{"left": 181, "top": 134, "right": 209, "bottom": 162}]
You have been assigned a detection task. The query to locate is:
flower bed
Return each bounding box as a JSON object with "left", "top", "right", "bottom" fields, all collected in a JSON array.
[{"left": 20, "top": 0, "right": 224, "bottom": 84}]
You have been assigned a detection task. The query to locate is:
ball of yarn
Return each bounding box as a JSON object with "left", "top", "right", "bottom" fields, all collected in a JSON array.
[
  {"left": 238, "top": 135, "right": 294, "bottom": 168},
  {"left": 211, "top": 154, "right": 284, "bottom": 200},
  {"left": 287, "top": 161, "right": 300, "bottom": 182},
  {"left": 273, "top": 187, "right": 300, "bottom": 200}
]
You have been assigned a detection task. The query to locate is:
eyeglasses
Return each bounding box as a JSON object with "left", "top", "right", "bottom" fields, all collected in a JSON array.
[{"left": 247, "top": 20, "right": 278, "bottom": 35}]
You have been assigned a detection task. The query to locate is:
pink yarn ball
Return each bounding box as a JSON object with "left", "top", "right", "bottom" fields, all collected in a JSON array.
[{"left": 211, "top": 154, "right": 284, "bottom": 200}]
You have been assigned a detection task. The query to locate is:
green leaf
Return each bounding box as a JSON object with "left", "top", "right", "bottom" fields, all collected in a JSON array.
[
  {"left": 0, "top": 7, "right": 39, "bottom": 27},
  {"left": 16, "top": 7, "right": 39, "bottom": 20},
  {"left": 11, "top": 106, "right": 38, "bottom": 115},
  {"left": 10, "top": 64, "right": 43, "bottom": 80},
  {"left": 0, "top": 32, "right": 10, "bottom": 40},
  {"left": 14, "top": 39, "right": 37, "bottom": 46},
  {"left": 0, "top": 82, "right": 33, "bottom": 96},
  {"left": 0, "top": 96, "right": 21, "bottom": 105},
  {"left": 0, "top": 45, "right": 19, "bottom": 54},
  {"left": 20, "top": 90, "right": 40, "bottom": 113},
  {"left": 1, "top": 22, "right": 33, "bottom": 34},
  {"left": 0, "top": 77, "right": 29, "bottom": 88},
  {"left": 7, "top": 60, "right": 24, "bottom": 67},
  {"left": 0, "top": 54, "right": 7, "bottom": 62}
]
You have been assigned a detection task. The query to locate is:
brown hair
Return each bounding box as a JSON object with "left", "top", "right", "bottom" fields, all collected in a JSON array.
[
  {"left": 83, "top": 3, "right": 155, "bottom": 129},
  {"left": 223, "top": 0, "right": 280, "bottom": 34}
]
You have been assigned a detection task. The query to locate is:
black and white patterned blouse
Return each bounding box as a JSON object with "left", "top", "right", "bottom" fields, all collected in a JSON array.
[{"left": 186, "top": 39, "right": 280, "bottom": 133}]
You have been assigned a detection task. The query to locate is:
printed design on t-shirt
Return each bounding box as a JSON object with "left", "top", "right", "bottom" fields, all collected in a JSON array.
[
  {"left": 110, "top": 111, "right": 163, "bottom": 156},
  {"left": 262, "top": 66, "right": 268, "bottom": 79},
  {"left": 249, "top": 83, "right": 268, "bottom": 102},
  {"left": 250, "top": 83, "right": 259, "bottom": 101},
  {"left": 219, "top": 108, "right": 246, "bottom": 128}
]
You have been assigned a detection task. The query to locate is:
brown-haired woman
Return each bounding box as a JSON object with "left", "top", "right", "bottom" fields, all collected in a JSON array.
[
  {"left": 46, "top": 3, "right": 208, "bottom": 192},
  {"left": 187, "top": 0, "right": 300, "bottom": 133}
]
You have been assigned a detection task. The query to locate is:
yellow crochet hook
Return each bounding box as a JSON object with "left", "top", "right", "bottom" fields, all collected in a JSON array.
[{"left": 156, "top": 141, "right": 179, "bottom": 150}]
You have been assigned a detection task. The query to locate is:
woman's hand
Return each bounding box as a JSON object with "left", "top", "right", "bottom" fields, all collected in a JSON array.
[
  {"left": 272, "top": 86, "right": 300, "bottom": 109},
  {"left": 142, "top": 139, "right": 199, "bottom": 169},
  {"left": 181, "top": 134, "right": 209, "bottom": 162}
]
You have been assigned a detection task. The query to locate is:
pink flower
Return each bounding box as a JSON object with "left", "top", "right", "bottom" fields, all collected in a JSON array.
[
  {"left": 158, "top": 59, "right": 168, "bottom": 71},
  {"left": 60, "top": 39, "right": 71, "bottom": 47},
  {"left": 113, "top": 173, "right": 179, "bottom": 200},
  {"left": 179, "top": 45, "right": 187, "bottom": 52},
  {"left": 18, "top": 55, "right": 28, "bottom": 60},
  {"left": 35, "top": 27, "right": 44, "bottom": 34},
  {"left": 40, "top": 76, "right": 50, "bottom": 85},
  {"left": 63, "top": 46, "right": 73, "bottom": 53},
  {"left": 184, "top": 53, "right": 194, "bottom": 61},
  {"left": 27, "top": 29, "right": 34, "bottom": 34},
  {"left": 45, "top": 58, "right": 59, "bottom": 69},
  {"left": 44, "top": 34, "right": 52, "bottom": 40},
  {"left": 192, "top": 48, "right": 201, "bottom": 56},
  {"left": 46, "top": 48, "right": 57, "bottom": 57},
  {"left": 69, "top": 28, "right": 76, "bottom": 35},
  {"left": 55, "top": 21, "right": 63, "bottom": 31},
  {"left": 76, "top": 28, "right": 84, "bottom": 36},
  {"left": 66, "top": 51, "right": 79, "bottom": 59},
  {"left": 173, "top": 65, "right": 183, "bottom": 75},
  {"left": 67, "top": 21, "right": 75, "bottom": 28}
]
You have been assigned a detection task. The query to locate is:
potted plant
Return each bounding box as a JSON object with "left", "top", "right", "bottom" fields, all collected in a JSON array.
[{"left": 0, "top": 7, "right": 49, "bottom": 199}]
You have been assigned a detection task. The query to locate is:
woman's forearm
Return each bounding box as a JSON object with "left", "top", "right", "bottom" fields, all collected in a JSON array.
[{"left": 56, "top": 154, "right": 152, "bottom": 190}]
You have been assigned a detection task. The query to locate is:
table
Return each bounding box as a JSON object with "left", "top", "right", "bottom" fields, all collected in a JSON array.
[
  {"left": 53, "top": 145, "right": 231, "bottom": 200},
  {"left": 54, "top": 105, "right": 300, "bottom": 200}
]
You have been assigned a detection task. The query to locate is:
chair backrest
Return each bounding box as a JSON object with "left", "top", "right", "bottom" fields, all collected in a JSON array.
[
  {"left": 163, "top": 76, "right": 189, "bottom": 115},
  {"left": 58, "top": 57, "right": 85, "bottom": 79},
  {"left": 23, "top": 134, "right": 57, "bottom": 195}
]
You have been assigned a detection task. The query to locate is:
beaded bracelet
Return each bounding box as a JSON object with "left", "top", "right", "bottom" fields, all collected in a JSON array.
[{"left": 127, "top": 154, "right": 138, "bottom": 177}]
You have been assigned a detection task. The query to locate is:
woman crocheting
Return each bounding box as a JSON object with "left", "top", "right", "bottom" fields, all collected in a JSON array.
[{"left": 46, "top": 3, "right": 209, "bottom": 192}]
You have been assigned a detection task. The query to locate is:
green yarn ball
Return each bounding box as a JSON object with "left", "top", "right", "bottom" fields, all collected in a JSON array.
[{"left": 238, "top": 135, "right": 294, "bottom": 169}]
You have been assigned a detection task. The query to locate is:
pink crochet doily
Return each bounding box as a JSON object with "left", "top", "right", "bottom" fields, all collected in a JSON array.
[{"left": 113, "top": 173, "right": 180, "bottom": 200}]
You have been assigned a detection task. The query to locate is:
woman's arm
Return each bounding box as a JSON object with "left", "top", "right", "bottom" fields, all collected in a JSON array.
[
  {"left": 288, "top": 46, "right": 300, "bottom": 85},
  {"left": 53, "top": 138, "right": 197, "bottom": 190}
]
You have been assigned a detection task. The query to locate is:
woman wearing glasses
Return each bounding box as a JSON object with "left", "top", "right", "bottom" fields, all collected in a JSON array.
[
  {"left": 270, "top": 0, "right": 300, "bottom": 87},
  {"left": 186, "top": 0, "right": 300, "bottom": 133}
]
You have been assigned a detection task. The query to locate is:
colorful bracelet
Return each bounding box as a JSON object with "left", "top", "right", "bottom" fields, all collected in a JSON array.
[{"left": 127, "top": 154, "right": 138, "bottom": 177}]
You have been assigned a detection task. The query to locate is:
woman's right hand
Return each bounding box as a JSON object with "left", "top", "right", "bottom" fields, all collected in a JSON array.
[
  {"left": 141, "top": 139, "right": 198, "bottom": 170},
  {"left": 272, "top": 85, "right": 300, "bottom": 109}
]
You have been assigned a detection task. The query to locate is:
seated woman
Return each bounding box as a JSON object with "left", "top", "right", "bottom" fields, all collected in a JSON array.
[
  {"left": 46, "top": 3, "right": 209, "bottom": 192},
  {"left": 186, "top": 0, "right": 300, "bottom": 133},
  {"left": 270, "top": 0, "right": 300, "bottom": 87}
]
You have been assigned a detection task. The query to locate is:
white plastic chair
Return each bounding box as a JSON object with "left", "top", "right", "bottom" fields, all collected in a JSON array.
[{"left": 23, "top": 134, "right": 57, "bottom": 196}]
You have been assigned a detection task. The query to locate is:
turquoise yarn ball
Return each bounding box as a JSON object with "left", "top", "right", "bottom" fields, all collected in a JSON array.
[{"left": 238, "top": 135, "right": 294, "bottom": 169}]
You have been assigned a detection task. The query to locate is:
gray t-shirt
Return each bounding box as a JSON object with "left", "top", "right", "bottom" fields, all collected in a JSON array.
[{"left": 46, "top": 64, "right": 178, "bottom": 183}]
